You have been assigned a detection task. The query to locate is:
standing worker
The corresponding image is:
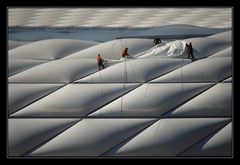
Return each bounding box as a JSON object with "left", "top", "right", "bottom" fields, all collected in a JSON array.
[
  {"left": 122, "top": 47, "right": 129, "bottom": 58},
  {"left": 96, "top": 54, "right": 105, "bottom": 70},
  {"left": 186, "top": 42, "right": 195, "bottom": 60}
]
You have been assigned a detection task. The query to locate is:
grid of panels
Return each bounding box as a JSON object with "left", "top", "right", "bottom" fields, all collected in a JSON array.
[{"left": 8, "top": 31, "right": 232, "bottom": 157}]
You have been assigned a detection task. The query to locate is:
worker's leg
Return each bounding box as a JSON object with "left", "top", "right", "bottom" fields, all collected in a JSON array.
[
  {"left": 98, "top": 63, "right": 101, "bottom": 70},
  {"left": 191, "top": 53, "right": 195, "bottom": 59}
]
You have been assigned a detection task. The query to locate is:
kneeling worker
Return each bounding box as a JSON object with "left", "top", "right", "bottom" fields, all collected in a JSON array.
[{"left": 153, "top": 37, "right": 161, "bottom": 45}]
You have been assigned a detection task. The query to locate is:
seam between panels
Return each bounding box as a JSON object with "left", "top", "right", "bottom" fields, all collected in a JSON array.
[
  {"left": 8, "top": 59, "right": 52, "bottom": 78},
  {"left": 8, "top": 59, "right": 121, "bottom": 85},
  {"left": 8, "top": 84, "right": 67, "bottom": 117},
  {"left": 21, "top": 119, "right": 82, "bottom": 157},
  {"left": 71, "top": 61, "right": 124, "bottom": 84},
  {"left": 161, "top": 83, "right": 217, "bottom": 118},
  {"left": 7, "top": 117, "right": 232, "bottom": 119},
  {"left": 176, "top": 120, "right": 232, "bottom": 157},
  {"left": 99, "top": 118, "right": 158, "bottom": 157},
  {"left": 85, "top": 83, "right": 143, "bottom": 117},
  {"left": 161, "top": 73, "right": 232, "bottom": 118},
  {"left": 146, "top": 58, "right": 194, "bottom": 83}
]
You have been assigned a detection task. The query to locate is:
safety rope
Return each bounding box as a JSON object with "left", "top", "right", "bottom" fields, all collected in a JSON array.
[
  {"left": 130, "top": 61, "right": 136, "bottom": 82},
  {"left": 120, "top": 39, "right": 128, "bottom": 114},
  {"left": 112, "top": 40, "right": 120, "bottom": 59},
  {"left": 144, "top": 83, "right": 150, "bottom": 97},
  {"left": 123, "top": 39, "right": 128, "bottom": 48},
  {"left": 124, "top": 58, "right": 127, "bottom": 83},
  {"left": 98, "top": 69, "right": 104, "bottom": 97},
  {"left": 181, "top": 62, "right": 183, "bottom": 113},
  {"left": 120, "top": 39, "right": 125, "bottom": 49}
]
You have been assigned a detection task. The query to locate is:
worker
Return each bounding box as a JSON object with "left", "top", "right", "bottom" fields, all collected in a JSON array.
[
  {"left": 186, "top": 42, "right": 195, "bottom": 60},
  {"left": 153, "top": 37, "right": 161, "bottom": 45},
  {"left": 96, "top": 54, "right": 105, "bottom": 70},
  {"left": 122, "top": 47, "right": 129, "bottom": 58}
]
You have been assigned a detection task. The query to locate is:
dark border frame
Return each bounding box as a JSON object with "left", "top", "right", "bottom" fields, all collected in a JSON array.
[{"left": 1, "top": 0, "right": 239, "bottom": 160}]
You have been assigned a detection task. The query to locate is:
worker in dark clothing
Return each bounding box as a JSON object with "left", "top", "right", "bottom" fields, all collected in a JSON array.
[
  {"left": 122, "top": 47, "right": 129, "bottom": 58},
  {"left": 96, "top": 54, "right": 105, "bottom": 70},
  {"left": 153, "top": 37, "right": 161, "bottom": 45},
  {"left": 186, "top": 42, "right": 195, "bottom": 60}
]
